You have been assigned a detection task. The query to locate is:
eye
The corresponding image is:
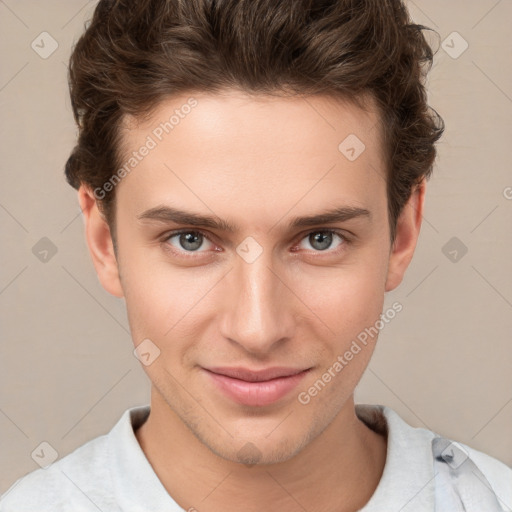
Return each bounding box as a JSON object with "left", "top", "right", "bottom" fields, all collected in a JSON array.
[
  {"left": 161, "top": 228, "right": 350, "bottom": 259},
  {"left": 163, "top": 230, "right": 216, "bottom": 253},
  {"left": 295, "top": 230, "right": 348, "bottom": 253}
]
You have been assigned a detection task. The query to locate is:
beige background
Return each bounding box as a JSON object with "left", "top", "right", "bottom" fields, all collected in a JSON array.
[{"left": 1, "top": 0, "right": 511, "bottom": 494}]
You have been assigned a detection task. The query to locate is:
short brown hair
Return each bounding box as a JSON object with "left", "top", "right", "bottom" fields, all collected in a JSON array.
[{"left": 65, "top": 0, "right": 444, "bottom": 244}]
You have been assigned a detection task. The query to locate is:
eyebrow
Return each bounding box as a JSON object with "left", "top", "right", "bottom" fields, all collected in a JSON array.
[{"left": 136, "top": 205, "right": 371, "bottom": 232}]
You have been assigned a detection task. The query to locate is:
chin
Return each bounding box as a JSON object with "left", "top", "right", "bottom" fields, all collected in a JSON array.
[{"left": 192, "top": 421, "right": 315, "bottom": 467}]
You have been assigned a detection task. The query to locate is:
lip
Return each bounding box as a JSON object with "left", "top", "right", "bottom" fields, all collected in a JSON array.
[{"left": 203, "top": 366, "right": 311, "bottom": 406}]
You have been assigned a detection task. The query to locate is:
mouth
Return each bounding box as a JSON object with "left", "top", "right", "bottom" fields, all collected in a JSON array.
[{"left": 203, "top": 366, "right": 312, "bottom": 407}]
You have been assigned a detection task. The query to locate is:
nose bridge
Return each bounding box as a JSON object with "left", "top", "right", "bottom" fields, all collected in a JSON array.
[{"left": 220, "top": 247, "right": 293, "bottom": 354}]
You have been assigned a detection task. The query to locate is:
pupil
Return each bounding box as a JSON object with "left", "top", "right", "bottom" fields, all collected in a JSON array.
[
  {"left": 311, "top": 232, "right": 332, "bottom": 251},
  {"left": 181, "top": 232, "right": 202, "bottom": 251}
]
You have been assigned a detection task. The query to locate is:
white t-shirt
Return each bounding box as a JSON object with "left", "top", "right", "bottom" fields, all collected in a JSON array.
[{"left": 1, "top": 404, "right": 510, "bottom": 511}]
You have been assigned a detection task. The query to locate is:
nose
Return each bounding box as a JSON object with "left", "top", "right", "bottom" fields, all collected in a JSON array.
[{"left": 219, "top": 248, "right": 296, "bottom": 356}]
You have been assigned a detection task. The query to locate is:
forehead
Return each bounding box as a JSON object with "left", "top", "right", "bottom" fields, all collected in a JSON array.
[
  {"left": 121, "top": 89, "right": 383, "bottom": 155},
  {"left": 116, "top": 90, "right": 387, "bottom": 229}
]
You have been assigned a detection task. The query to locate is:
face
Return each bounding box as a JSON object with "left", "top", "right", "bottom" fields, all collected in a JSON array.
[{"left": 81, "top": 90, "right": 422, "bottom": 465}]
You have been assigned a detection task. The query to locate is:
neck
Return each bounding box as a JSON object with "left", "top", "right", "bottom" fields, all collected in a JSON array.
[{"left": 135, "top": 387, "right": 387, "bottom": 512}]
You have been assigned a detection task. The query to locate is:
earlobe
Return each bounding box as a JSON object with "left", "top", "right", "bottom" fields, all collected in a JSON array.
[
  {"left": 78, "top": 186, "right": 124, "bottom": 298},
  {"left": 385, "top": 179, "right": 426, "bottom": 292}
]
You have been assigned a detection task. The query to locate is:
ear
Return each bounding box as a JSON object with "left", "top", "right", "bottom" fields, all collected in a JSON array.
[
  {"left": 78, "top": 186, "right": 124, "bottom": 298},
  {"left": 385, "top": 179, "right": 426, "bottom": 292}
]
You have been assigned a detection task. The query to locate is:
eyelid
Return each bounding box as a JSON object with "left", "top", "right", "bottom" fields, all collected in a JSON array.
[
  {"left": 291, "top": 228, "right": 351, "bottom": 253},
  {"left": 160, "top": 228, "right": 219, "bottom": 255},
  {"left": 160, "top": 227, "right": 352, "bottom": 256}
]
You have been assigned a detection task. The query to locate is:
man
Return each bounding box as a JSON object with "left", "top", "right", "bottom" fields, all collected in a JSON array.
[{"left": 1, "top": 0, "right": 510, "bottom": 511}]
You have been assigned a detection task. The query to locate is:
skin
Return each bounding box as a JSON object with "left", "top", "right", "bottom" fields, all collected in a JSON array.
[{"left": 78, "top": 90, "right": 425, "bottom": 512}]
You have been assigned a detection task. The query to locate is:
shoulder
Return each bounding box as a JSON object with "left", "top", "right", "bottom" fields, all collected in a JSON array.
[
  {"left": 458, "top": 441, "right": 512, "bottom": 507},
  {"left": 0, "top": 432, "right": 119, "bottom": 512},
  {"left": 0, "top": 406, "right": 151, "bottom": 511},
  {"left": 358, "top": 404, "right": 512, "bottom": 510}
]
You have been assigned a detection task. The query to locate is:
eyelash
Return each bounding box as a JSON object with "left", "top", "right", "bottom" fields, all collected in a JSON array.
[{"left": 160, "top": 228, "right": 352, "bottom": 259}]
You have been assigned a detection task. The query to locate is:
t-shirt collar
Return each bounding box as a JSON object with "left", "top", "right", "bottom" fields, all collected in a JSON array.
[{"left": 107, "top": 404, "right": 436, "bottom": 511}]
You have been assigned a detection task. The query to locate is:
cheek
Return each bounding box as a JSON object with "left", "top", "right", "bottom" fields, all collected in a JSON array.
[
  {"left": 296, "top": 255, "right": 387, "bottom": 342},
  {"left": 120, "top": 228, "right": 388, "bottom": 352},
  {"left": 120, "top": 248, "right": 225, "bottom": 356},
  {"left": 121, "top": 260, "right": 207, "bottom": 388},
  {"left": 296, "top": 268, "right": 385, "bottom": 410}
]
